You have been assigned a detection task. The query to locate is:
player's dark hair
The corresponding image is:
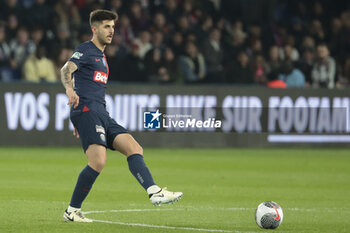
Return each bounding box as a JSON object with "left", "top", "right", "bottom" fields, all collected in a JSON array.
[{"left": 89, "top": 9, "right": 118, "bottom": 26}]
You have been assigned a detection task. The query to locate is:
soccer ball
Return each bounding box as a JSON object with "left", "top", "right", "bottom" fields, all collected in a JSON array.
[{"left": 255, "top": 201, "right": 283, "bottom": 229}]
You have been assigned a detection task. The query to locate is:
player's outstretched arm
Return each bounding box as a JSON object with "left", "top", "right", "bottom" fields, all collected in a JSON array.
[{"left": 60, "top": 61, "right": 79, "bottom": 108}]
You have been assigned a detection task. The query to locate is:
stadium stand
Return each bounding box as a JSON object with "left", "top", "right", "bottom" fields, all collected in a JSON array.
[{"left": 0, "top": 0, "right": 349, "bottom": 88}]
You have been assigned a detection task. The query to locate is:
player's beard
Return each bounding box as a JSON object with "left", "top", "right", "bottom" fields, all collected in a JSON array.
[{"left": 97, "top": 33, "right": 111, "bottom": 46}]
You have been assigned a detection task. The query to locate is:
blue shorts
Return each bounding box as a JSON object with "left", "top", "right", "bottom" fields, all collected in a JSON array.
[{"left": 70, "top": 102, "right": 128, "bottom": 152}]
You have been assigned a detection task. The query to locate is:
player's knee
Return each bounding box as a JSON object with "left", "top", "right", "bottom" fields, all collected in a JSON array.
[
  {"left": 126, "top": 144, "right": 143, "bottom": 157},
  {"left": 90, "top": 157, "right": 106, "bottom": 172},
  {"left": 97, "top": 158, "right": 106, "bottom": 169},
  {"left": 136, "top": 145, "right": 143, "bottom": 155}
]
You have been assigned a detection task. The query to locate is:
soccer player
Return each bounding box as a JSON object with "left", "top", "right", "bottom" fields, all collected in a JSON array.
[{"left": 60, "top": 9, "right": 182, "bottom": 222}]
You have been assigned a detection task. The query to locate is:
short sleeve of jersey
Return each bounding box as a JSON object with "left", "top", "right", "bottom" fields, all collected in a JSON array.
[{"left": 69, "top": 47, "right": 88, "bottom": 70}]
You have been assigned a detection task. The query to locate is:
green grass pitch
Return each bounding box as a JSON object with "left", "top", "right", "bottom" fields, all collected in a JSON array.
[{"left": 0, "top": 147, "right": 349, "bottom": 233}]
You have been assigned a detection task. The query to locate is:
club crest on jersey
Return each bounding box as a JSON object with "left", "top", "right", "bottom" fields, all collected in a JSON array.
[
  {"left": 93, "top": 71, "right": 108, "bottom": 84},
  {"left": 71, "top": 52, "right": 83, "bottom": 59}
]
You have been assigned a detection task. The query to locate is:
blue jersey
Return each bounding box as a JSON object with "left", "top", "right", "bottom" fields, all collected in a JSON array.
[{"left": 69, "top": 41, "right": 109, "bottom": 106}]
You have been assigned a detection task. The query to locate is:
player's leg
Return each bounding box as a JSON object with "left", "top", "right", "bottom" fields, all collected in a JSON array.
[
  {"left": 70, "top": 145, "right": 106, "bottom": 207},
  {"left": 112, "top": 134, "right": 157, "bottom": 191},
  {"left": 112, "top": 133, "right": 183, "bottom": 205},
  {"left": 64, "top": 144, "right": 106, "bottom": 222},
  {"left": 86, "top": 144, "right": 107, "bottom": 172}
]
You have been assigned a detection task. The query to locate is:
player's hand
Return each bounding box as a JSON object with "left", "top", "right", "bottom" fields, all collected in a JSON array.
[
  {"left": 66, "top": 88, "right": 79, "bottom": 108},
  {"left": 73, "top": 127, "right": 80, "bottom": 139}
]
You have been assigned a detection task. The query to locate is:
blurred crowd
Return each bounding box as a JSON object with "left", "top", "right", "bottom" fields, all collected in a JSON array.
[{"left": 0, "top": 0, "right": 350, "bottom": 88}]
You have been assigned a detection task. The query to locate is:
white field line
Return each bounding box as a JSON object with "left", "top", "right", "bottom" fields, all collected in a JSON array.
[
  {"left": 82, "top": 207, "right": 254, "bottom": 215},
  {"left": 5, "top": 202, "right": 350, "bottom": 232},
  {"left": 84, "top": 208, "right": 258, "bottom": 233},
  {"left": 84, "top": 208, "right": 174, "bottom": 214},
  {"left": 7, "top": 201, "right": 350, "bottom": 213},
  {"left": 83, "top": 206, "right": 350, "bottom": 233},
  {"left": 91, "top": 219, "right": 239, "bottom": 233}
]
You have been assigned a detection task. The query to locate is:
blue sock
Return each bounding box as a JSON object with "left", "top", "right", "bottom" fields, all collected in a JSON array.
[
  {"left": 70, "top": 165, "right": 100, "bottom": 208},
  {"left": 127, "top": 154, "right": 155, "bottom": 190}
]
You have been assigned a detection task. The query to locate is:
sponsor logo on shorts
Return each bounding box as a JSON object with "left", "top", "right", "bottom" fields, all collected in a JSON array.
[
  {"left": 96, "top": 125, "right": 105, "bottom": 134},
  {"left": 93, "top": 71, "right": 108, "bottom": 84}
]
